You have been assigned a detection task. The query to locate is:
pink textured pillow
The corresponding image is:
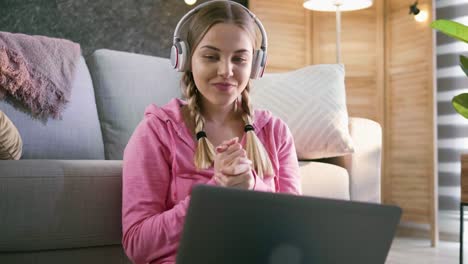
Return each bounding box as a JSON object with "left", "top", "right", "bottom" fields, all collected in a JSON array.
[{"left": 0, "top": 110, "right": 22, "bottom": 160}]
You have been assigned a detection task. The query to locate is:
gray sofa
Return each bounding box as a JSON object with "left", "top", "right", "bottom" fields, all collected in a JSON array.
[{"left": 0, "top": 49, "right": 382, "bottom": 263}]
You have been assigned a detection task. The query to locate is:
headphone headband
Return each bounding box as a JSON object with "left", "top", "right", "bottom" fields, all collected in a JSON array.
[{"left": 173, "top": 0, "right": 268, "bottom": 54}]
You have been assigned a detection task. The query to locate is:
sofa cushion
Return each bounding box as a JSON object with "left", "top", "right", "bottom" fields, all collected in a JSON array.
[
  {"left": 251, "top": 64, "right": 354, "bottom": 160},
  {"left": 0, "top": 57, "right": 105, "bottom": 159},
  {"left": 0, "top": 160, "right": 122, "bottom": 252},
  {"left": 299, "top": 161, "right": 350, "bottom": 200},
  {"left": 0, "top": 246, "right": 132, "bottom": 264},
  {"left": 88, "top": 49, "right": 182, "bottom": 160},
  {"left": 0, "top": 110, "right": 22, "bottom": 160}
]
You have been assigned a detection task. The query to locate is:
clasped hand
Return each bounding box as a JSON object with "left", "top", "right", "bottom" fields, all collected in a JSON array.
[{"left": 213, "top": 137, "right": 254, "bottom": 190}]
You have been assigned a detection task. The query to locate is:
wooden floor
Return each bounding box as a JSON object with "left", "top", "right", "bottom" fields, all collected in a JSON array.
[{"left": 386, "top": 236, "right": 459, "bottom": 264}]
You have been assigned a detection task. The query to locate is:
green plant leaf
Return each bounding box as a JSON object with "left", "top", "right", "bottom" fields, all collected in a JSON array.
[
  {"left": 461, "top": 55, "right": 468, "bottom": 77},
  {"left": 452, "top": 93, "right": 468, "bottom": 119},
  {"left": 431, "top": 19, "right": 468, "bottom": 43}
]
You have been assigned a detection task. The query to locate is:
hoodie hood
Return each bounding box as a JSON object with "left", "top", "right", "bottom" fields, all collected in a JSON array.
[{"left": 144, "top": 98, "right": 185, "bottom": 125}]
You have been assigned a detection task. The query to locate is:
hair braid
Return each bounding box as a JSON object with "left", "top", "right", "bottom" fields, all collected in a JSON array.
[
  {"left": 182, "top": 73, "right": 215, "bottom": 169},
  {"left": 241, "top": 83, "right": 274, "bottom": 178}
]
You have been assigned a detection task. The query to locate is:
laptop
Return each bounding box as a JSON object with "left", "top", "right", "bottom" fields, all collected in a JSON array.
[{"left": 176, "top": 185, "right": 402, "bottom": 264}]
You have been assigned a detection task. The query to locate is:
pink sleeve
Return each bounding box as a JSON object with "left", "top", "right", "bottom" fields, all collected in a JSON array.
[
  {"left": 253, "top": 119, "right": 301, "bottom": 195},
  {"left": 121, "top": 118, "right": 218, "bottom": 264}
]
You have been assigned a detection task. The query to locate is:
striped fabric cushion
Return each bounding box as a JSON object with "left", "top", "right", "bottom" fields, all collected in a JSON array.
[
  {"left": 0, "top": 110, "right": 22, "bottom": 160},
  {"left": 251, "top": 64, "right": 354, "bottom": 159}
]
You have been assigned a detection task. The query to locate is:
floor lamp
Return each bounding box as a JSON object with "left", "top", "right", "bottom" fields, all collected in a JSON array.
[{"left": 303, "top": 0, "right": 373, "bottom": 63}]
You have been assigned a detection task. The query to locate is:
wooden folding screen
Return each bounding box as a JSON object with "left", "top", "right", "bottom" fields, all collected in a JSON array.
[{"left": 250, "top": 0, "right": 437, "bottom": 246}]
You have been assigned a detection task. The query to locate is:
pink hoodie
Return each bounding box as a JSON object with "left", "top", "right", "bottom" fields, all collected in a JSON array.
[{"left": 122, "top": 98, "right": 301, "bottom": 264}]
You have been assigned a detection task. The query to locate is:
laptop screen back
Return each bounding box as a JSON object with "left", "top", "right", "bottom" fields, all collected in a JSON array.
[{"left": 177, "top": 185, "right": 401, "bottom": 264}]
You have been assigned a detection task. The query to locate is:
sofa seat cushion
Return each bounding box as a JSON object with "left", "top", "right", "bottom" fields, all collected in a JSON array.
[
  {"left": 0, "top": 160, "right": 123, "bottom": 252},
  {"left": 0, "top": 57, "right": 105, "bottom": 159},
  {"left": 88, "top": 49, "right": 182, "bottom": 160},
  {"left": 0, "top": 110, "right": 22, "bottom": 160},
  {"left": 299, "top": 161, "right": 350, "bottom": 200},
  {"left": 0, "top": 245, "right": 132, "bottom": 264},
  {"left": 251, "top": 64, "right": 354, "bottom": 160}
]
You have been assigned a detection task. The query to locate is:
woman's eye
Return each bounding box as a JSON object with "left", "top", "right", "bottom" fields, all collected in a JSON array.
[
  {"left": 203, "top": 55, "right": 217, "bottom": 60},
  {"left": 233, "top": 57, "right": 247, "bottom": 63}
]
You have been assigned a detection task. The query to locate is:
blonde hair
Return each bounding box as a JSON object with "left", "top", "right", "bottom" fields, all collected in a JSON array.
[{"left": 181, "top": 1, "right": 273, "bottom": 178}]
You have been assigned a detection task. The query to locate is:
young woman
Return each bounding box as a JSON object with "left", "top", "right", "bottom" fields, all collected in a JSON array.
[{"left": 122, "top": 1, "right": 301, "bottom": 263}]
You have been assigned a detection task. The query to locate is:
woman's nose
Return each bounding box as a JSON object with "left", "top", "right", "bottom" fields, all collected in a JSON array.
[{"left": 217, "top": 59, "right": 233, "bottom": 78}]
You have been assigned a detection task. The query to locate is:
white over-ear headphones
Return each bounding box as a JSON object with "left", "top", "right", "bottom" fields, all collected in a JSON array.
[{"left": 170, "top": 0, "right": 268, "bottom": 79}]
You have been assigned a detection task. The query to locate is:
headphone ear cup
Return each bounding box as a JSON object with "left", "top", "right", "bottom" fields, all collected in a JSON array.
[
  {"left": 178, "top": 41, "right": 189, "bottom": 72},
  {"left": 250, "top": 49, "right": 265, "bottom": 79},
  {"left": 170, "top": 44, "right": 179, "bottom": 70},
  {"left": 171, "top": 41, "right": 190, "bottom": 72}
]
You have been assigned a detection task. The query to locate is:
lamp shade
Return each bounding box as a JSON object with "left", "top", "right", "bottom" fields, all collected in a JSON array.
[{"left": 303, "top": 0, "right": 373, "bottom": 11}]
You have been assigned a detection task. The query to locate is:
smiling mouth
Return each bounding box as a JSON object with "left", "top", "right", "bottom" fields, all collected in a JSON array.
[{"left": 212, "top": 83, "right": 235, "bottom": 91}]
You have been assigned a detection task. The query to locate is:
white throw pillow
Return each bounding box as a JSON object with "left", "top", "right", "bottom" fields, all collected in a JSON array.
[{"left": 251, "top": 64, "right": 354, "bottom": 160}]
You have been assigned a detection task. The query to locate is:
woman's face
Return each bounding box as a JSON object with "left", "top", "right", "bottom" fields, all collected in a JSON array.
[{"left": 191, "top": 23, "right": 254, "bottom": 109}]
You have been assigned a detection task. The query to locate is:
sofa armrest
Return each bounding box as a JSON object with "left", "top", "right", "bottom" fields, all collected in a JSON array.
[
  {"left": 299, "top": 161, "right": 350, "bottom": 200},
  {"left": 0, "top": 160, "right": 123, "bottom": 252},
  {"left": 318, "top": 118, "right": 382, "bottom": 203},
  {"left": 345, "top": 117, "right": 382, "bottom": 203}
]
